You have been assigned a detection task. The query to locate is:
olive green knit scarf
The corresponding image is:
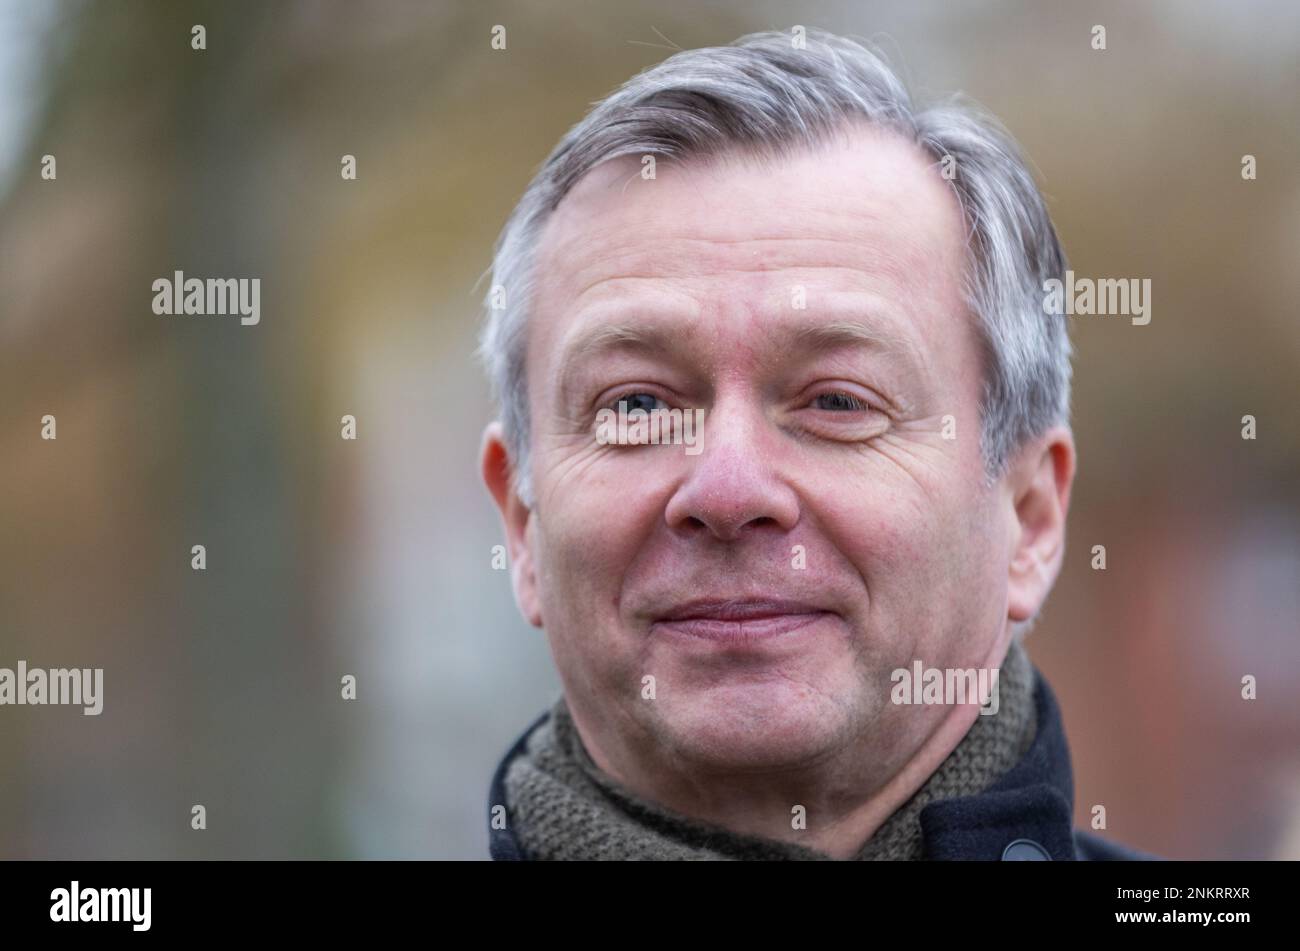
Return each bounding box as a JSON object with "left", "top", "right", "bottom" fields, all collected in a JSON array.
[{"left": 503, "top": 639, "right": 1037, "bottom": 860}]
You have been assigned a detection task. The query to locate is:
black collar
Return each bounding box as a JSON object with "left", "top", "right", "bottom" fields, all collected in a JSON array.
[
  {"left": 488, "top": 706, "right": 547, "bottom": 861},
  {"left": 918, "top": 666, "right": 1078, "bottom": 860}
]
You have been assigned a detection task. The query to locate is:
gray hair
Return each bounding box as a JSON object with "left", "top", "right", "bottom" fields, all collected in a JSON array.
[{"left": 479, "top": 28, "right": 1071, "bottom": 509}]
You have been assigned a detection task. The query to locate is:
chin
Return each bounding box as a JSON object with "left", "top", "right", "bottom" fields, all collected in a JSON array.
[{"left": 652, "top": 680, "right": 853, "bottom": 770}]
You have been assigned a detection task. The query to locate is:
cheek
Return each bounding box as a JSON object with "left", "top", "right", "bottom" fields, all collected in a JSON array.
[
  {"left": 814, "top": 473, "right": 991, "bottom": 636},
  {"left": 819, "top": 480, "right": 934, "bottom": 586},
  {"left": 533, "top": 449, "right": 668, "bottom": 627},
  {"left": 533, "top": 469, "right": 673, "bottom": 699}
]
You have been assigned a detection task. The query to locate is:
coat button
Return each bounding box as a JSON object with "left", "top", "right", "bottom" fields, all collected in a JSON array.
[{"left": 1001, "top": 838, "right": 1052, "bottom": 861}]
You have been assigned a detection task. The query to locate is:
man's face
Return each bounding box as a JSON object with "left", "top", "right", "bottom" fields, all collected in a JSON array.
[{"left": 508, "top": 125, "right": 1019, "bottom": 781}]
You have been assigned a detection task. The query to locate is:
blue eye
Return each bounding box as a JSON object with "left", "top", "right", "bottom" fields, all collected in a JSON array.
[
  {"left": 613, "top": 392, "right": 665, "bottom": 414},
  {"left": 814, "top": 391, "right": 868, "bottom": 412}
]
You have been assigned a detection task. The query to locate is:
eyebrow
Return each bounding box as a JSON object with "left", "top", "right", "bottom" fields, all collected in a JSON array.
[
  {"left": 784, "top": 319, "right": 919, "bottom": 363},
  {"left": 554, "top": 307, "right": 927, "bottom": 408},
  {"left": 558, "top": 320, "right": 690, "bottom": 369},
  {"left": 559, "top": 313, "right": 916, "bottom": 365},
  {"left": 553, "top": 319, "right": 683, "bottom": 411}
]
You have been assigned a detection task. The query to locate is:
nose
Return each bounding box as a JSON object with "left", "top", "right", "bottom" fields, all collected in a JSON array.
[{"left": 663, "top": 398, "right": 800, "bottom": 542}]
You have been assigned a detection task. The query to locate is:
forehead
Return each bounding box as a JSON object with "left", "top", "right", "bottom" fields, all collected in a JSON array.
[{"left": 528, "top": 123, "right": 970, "bottom": 367}]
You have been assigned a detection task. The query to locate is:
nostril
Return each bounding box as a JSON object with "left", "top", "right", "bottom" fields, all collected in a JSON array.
[{"left": 664, "top": 463, "right": 802, "bottom": 539}]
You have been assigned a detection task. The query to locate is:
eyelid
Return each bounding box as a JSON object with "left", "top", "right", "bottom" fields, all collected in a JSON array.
[
  {"left": 595, "top": 385, "right": 675, "bottom": 413},
  {"left": 803, "top": 382, "right": 886, "bottom": 413},
  {"left": 816, "top": 391, "right": 871, "bottom": 411},
  {"left": 792, "top": 385, "right": 893, "bottom": 444}
]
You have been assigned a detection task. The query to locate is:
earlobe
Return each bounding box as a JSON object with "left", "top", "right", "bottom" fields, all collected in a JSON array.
[
  {"left": 480, "top": 422, "right": 544, "bottom": 628},
  {"left": 1005, "top": 427, "right": 1076, "bottom": 623}
]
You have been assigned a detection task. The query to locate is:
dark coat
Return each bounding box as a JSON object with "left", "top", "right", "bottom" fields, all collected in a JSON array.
[{"left": 488, "top": 665, "right": 1159, "bottom": 861}]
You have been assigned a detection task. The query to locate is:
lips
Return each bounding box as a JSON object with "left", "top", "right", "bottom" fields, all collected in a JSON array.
[{"left": 652, "top": 598, "right": 833, "bottom": 644}]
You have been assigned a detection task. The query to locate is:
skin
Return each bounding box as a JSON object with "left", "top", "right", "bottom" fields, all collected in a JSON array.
[{"left": 482, "top": 122, "right": 1075, "bottom": 859}]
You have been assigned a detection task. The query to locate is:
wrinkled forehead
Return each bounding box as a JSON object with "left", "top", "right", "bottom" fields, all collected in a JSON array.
[{"left": 528, "top": 122, "right": 970, "bottom": 364}]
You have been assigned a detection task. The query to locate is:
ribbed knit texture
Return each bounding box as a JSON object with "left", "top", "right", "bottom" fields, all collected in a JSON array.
[{"left": 504, "top": 639, "right": 1036, "bottom": 860}]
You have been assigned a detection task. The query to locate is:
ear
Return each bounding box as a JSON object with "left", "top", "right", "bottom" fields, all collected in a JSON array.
[
  {"left": 1005, "top": 426, "right": 1076, "bottom": 623},
  {"left": 480, "top": 421, "right": 543, "bottom": 628}
]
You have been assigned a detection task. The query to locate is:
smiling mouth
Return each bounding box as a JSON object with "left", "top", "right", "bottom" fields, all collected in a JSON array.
[{"left": 652, "top": 599, "right": 833, "bottom": 644}]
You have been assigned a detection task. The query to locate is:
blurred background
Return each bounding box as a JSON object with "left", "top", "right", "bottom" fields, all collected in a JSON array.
[{"left": 0, "top": 0, "right": 1296, "bottom": 859}]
